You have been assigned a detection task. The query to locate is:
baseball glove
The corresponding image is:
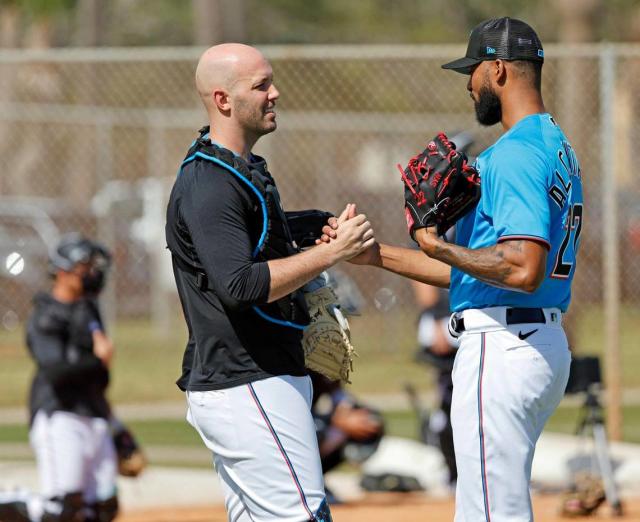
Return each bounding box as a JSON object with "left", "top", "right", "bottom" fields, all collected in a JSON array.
[
  {"left": 113, "top": 426, "right": 147, "bottom": 477},
  {"left": 302, "top": 284, "right": 356, "bottom": 383},
  {"left": 399, "top": 132, "right": 480, "bottom": 238},
  {"left": 560, "top": 472, "right": 607, "bottom": 517}
]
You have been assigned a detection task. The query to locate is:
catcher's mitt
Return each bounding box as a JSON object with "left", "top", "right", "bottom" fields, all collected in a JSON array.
[
  {"left": 560, "top": 472, "right": 607, "bottom": 517},
  {"left": 399, "top": 132, "right": 480, "bottom": 238},
  {"left": 113, "top": 426, "right": 147, "bottom": 477},
  {"left": 302, "top": 284, "right": 356, "bottom": 383}
]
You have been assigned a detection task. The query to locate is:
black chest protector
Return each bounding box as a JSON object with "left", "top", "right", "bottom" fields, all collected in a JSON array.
[{"left": 177, "top": 127, "right": 310, "bottom": 326}]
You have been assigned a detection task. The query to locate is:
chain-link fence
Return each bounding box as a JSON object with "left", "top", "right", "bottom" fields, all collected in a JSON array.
[{"left": 1, "top": 44, "right": 638, "bottom": 371}]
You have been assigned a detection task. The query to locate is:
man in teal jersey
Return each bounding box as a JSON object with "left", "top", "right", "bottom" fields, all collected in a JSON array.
[{"left": 338, "top": 17, "right": 583, "bottom": 522}]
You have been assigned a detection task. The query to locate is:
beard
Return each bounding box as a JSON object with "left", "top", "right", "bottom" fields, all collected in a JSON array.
[
  {"left": 474, "top": 84, "right": 502, "bottom": 126},
  {"left": 235, "top": 99, "right": 277, "bottom": 137}
]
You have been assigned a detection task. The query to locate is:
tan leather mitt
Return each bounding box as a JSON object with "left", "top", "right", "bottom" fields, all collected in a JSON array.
[
  {"left": 302, "top": 285, "right": 356, "bottom": 383},
  {"left": 560, "top": 472, "right": 606, "bottom": 517}
]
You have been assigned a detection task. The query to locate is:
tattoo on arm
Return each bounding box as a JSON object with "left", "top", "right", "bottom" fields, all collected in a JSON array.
[
  {"left": 504, "top": 240, "right": 524, "bottom": 254},
  {"left": 432, "top": 240, "right": 526, "bottom": 288}
]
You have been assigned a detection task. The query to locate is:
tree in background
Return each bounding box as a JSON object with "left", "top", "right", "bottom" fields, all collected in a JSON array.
[
  {"left": 1, "top": 0, "right": 640, "bottom": 48},
  {"left": 0, "top": 0, "right": 76, "bottom": 48}
]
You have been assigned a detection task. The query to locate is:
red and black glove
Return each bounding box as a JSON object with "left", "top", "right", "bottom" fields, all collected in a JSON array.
[{"left": 399, "top": 132, "right": 480, "bottom": 240}]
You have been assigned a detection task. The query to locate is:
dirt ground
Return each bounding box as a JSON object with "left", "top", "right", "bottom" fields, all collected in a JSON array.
[{"left": 120, "top": 493, "right": 640, "bottom": 521}]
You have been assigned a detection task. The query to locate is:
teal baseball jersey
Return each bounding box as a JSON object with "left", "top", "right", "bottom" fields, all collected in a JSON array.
[{"left": 450, "top": 113, "right": 583, "bottom": 312}]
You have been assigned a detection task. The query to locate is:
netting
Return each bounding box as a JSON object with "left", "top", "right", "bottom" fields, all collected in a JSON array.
[{"left": 0, "top": 44, "right": 638, "bottom": 359}]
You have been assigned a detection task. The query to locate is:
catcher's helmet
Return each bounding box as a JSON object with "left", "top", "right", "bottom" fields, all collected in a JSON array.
[{"left": 49, "top": 233, "right": 111, "bottom": 274}]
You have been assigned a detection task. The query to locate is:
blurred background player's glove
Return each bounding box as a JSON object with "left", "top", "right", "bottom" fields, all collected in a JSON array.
[
  {"left": 111, "top": 422, "right": 147, "bottom": 477},
  {"left": 302, "top": 276, "right": 356, "bottom": 383},
  {"left": 560, "top": 471, "right": 607, "bottom": 517},
  {"left": 399, "top": 132, "right": 480, "bottom": 239}
]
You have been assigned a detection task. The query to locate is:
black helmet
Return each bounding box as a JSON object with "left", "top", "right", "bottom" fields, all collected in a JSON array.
[{"left": 49, "top": 233, "right": 111, "bottom": 274}]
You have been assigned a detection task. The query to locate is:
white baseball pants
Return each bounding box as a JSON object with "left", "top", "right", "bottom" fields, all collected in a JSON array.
[
  {"left": 186, "top": 375, "right": 327, "bottom": 522},
  {"left": 450, "top": 307, "right": 571, "bottom": 522},
  {"left": 30, "top": 410, "right": 117, "bottom": 504}
]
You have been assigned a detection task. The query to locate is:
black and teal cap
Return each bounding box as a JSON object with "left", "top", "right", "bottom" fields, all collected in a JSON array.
[{"left": 442, "top": 17, "right": 544, "bottom": 75}]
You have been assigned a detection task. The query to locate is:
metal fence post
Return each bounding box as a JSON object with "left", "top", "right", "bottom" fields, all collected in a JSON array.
[
  {"left": 95, "top": 120, "right": 117, "bottom": 330},
  {"left": 147, "top": 123, "right": 172, "bottom": 338},
  {"left": 600, "top": 44, "right": 622, "bottom": 441}
]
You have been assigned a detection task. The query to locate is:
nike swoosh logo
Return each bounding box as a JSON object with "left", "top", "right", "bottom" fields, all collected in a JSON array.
[{"left": 518, "top": 329, "right": 538, "bottom": 341}]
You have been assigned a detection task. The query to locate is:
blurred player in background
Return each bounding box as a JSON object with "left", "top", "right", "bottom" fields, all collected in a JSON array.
[
  {"left": 0, "top": 234, "right": 118, "bottom": 522},
  {"left": 408, "top": 145, "right": 469, "bottom": 489},
  {"left": 412, "top": 280, "right": 458, "bottom": 487},
  {"left": 165, "top": 43, "right": 373, "bottom": 522},
  {"left": 310, "top": 371, "right": 384, "bottom": 504}
]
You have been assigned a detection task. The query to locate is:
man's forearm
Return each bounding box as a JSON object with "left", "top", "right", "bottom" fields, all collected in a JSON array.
[
  {"left": 267, "top": 245, "right": 335, "bottom": 302},
  {"left": 421, "top": 236, "right": 537, "bottom": 292},
  {"left": 375, "top": 243, "right": 451, "bottom": 288},
  {"left": 431, "top": 241, "right": 513, "bottom": 288}
]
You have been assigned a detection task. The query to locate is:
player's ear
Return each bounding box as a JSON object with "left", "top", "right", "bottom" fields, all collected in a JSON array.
[
  {"left": 493, "top": 59, "right": 507, "bottom": 87},
  {"left": 213, "top": 88, "right": 231, "bottom": 112}
]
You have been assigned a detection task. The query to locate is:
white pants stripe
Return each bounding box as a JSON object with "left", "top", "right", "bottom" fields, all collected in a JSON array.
[
  {"left": 187, "top": 375, "right": 325, "bottom": 522},
  {"left": 451, "top": 307, "right": 571, "bottom": 522},
  {"left": 477, "top": 332, "right": 490, "bottom": 522},
  {"left": 246, "top": 382, "right": 314, "bottom": 520}
]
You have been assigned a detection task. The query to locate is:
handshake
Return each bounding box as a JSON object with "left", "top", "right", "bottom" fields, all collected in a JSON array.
[{"left": 314, "top": 203, "right": 377, "bottom": 265}]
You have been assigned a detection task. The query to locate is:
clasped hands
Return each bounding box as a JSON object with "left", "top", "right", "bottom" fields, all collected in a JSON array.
[
  {"left": 315, "top": 203, "right": 376, "bottom": 264},
  {"left": 317, "top": 204, "right": 440, "bottom": 262}
]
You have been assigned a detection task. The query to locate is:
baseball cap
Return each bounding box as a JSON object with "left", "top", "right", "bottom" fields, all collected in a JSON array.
[{"left": 442, "top": 17, "right": 544, "bottom": 75}]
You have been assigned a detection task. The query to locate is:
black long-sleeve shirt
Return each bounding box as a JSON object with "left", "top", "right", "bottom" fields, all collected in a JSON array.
[
  {"left": 26, "top": 293, "right": 110, "bottom": 423},
  {"left": 166, "top": 153, "right": 305, "bottom": 391}
]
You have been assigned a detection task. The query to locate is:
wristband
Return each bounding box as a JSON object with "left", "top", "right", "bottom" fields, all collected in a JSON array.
[{"left": 88, "top": 320, "right": 102, "bottom": 334}]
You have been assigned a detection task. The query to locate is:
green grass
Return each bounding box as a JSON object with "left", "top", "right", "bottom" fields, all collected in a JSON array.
[
  {"left": 385, "top": 405, "right": 640, "bottom": 444},
  {"left": 0, "top": 423, "right": 29, "bottom": 443},
  {"left": 0, "top": 311, "right": 436, "bottom": 407},
  {"left": 2, "top": 405, "right": 639, "bottom": 468},
  {"left": 0, "top": 318, "right": 190, "bottom": 407},
  {"left": 2, "top": 405, "right": 640, "bottom": 446},
  {"left": 571, "top": 304, "right": 640, "bottom": 387},
  {"left": 118, "top": 419, "right": 203, "bottom": 447},
  {"left": 1, "top": 304, "right": 640, "bottom": 407}
]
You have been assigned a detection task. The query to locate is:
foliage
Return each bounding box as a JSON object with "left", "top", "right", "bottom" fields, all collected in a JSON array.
[
  {"left": 107, "top": 0, "right": 193, "bottom": 46},
  {"left": 15, "top": 0, "right": 76, "bottom": 20},
  {"left": 1, "top": 0, "right": 640, "bottom": 48}
]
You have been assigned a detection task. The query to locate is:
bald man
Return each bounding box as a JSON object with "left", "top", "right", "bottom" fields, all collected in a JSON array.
[{"left": 165, "top": 44, "right": 373, "bottom": 522}]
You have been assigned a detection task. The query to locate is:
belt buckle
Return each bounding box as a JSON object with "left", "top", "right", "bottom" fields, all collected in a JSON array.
[{"left": 448, "top": 312, "right": 463, "bottom": 338}]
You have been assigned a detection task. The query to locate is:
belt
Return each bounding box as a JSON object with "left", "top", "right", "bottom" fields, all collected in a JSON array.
[{"left": 451, "top": 307, "right": 546, "bottom": 335}]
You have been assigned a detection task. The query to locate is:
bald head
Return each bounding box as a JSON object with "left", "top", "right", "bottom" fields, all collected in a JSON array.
[
  {"left": 195, "top": 43, "right": 268, "bottom": 108},
  {"left": 195, "top": 43, "right": 279, "bottom": 153}
]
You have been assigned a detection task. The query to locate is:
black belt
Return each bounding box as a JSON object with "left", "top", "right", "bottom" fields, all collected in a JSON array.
[{"left": 451, "top": 307, "right": 546, "bottom": 334}]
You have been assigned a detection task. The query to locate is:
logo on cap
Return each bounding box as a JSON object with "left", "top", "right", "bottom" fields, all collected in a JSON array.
[{"left": 442, "top": 18, "right": 543, "bottom": 74}]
